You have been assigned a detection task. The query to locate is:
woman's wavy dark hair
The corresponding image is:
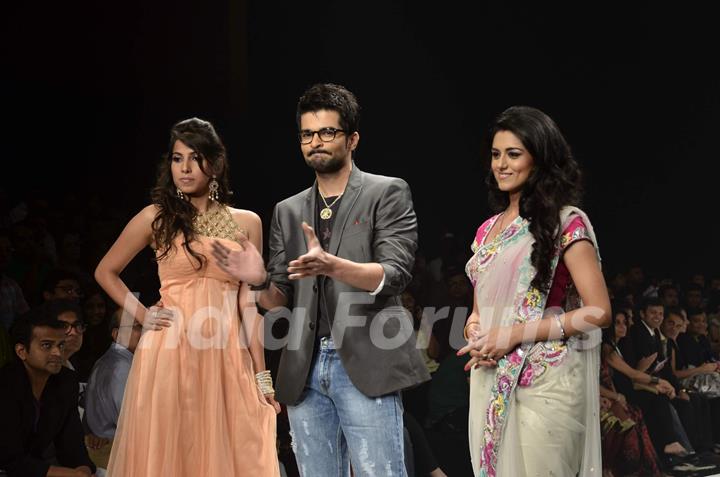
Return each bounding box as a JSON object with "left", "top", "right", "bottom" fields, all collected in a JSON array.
[
  {"left": 151, "top": 118, "right": 232, "bottom": 267},
  {"left": 602, "top": 303, "right": 627, "bottom": 347},
  {"left": 485, "top": 106, "right": 582, "bottom": 292}
]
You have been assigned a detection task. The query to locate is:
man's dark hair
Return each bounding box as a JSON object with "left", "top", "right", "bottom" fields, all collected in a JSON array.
[
  {"left": 10, "top": 303, "right": 71, "bottom": 350},
  {"left": 658, "top": 283, "right": 678, "bottom": 297},
  {"left": 685, "top": 283, "right": 704, "bottom": 294},
  {"left": 686, "top": 307, "right": 706, "bottom": 319},
  {"left": 640, "top": 296, "right": 663, "bottom": 312},
  {"left": 296, "top": 83, "right": 361, "bottom": 135},
  {"left": 41, "top": 269, "right": 80, "bottom": 294},
  {"left": 664, "top": 306, "right": 684, "bottom": 320}
]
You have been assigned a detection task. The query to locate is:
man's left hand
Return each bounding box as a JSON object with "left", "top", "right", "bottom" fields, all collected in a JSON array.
[{"left": 288, "top": 222, "right": 336, "bottom": 279}]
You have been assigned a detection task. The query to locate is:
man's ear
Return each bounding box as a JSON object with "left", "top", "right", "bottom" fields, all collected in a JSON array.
[
  {"left": 349, "top": 131, "right": 360, "bottom": 151},
  {"left": 15, "top": 343, "right": 27, "bottom": 361}
]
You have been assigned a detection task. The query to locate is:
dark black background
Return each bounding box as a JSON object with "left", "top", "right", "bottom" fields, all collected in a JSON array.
[{"left": 2, "top": 0, "right": 718, "bottom": 279}]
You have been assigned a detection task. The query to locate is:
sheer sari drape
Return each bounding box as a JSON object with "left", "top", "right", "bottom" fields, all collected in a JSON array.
[{"left": 466, "top": 207, "right": 601, "bottom": 477}]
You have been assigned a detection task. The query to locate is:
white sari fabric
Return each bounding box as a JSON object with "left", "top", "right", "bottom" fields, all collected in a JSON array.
[{"left": 465, "top": 207, "right": 602, "bottom": 477}]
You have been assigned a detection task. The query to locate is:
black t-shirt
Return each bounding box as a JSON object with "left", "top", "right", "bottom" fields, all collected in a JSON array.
[
  {"left": 0, "top": 361, "right": 96, "bottom": 476},
  {"left": 677, "top": 333, "right": 715, "bottom": 367},
  {"left": 315, "top": 192, "right": 342, "bottom": 337}
]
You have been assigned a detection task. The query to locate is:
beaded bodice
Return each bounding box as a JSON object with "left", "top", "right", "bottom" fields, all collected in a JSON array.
[{"left": 192, "top": 205, "right": 241, "bottom": 243}]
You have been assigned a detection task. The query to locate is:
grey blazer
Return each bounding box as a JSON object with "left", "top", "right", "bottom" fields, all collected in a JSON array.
[{"left": 266, "top": 163, "right": 431, "bottom": 404}]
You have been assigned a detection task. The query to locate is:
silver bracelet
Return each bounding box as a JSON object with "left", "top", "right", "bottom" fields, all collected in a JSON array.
[
  {"left": 255, "top": 370, "right": 275, "bottom": 395},
  {"left": 552, "top": 312, "right": 566, "bottom": 340}
]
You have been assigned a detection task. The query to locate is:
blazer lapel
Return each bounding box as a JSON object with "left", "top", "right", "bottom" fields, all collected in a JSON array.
[
  {"left": 328, "top": 162, "right": 363, "bottom": 256},
  {"left": 302, "top": 181, "right": 319, "bottom": 250}
]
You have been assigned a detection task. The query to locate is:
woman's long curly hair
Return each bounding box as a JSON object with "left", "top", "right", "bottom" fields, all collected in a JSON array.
[
  {"left": 151, "top": 118, "right": 232, "bottom": 267},
  {"left": 485, "top": 106, "right": 582, "bottom": 292}
]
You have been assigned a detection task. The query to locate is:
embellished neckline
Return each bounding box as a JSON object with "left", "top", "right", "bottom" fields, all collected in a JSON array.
[
  {"left": 192, "top": 204, "right": 241, "bottom": 242},
  {"left": 482, "top": 213, "right": 524, "bottom": 247}
]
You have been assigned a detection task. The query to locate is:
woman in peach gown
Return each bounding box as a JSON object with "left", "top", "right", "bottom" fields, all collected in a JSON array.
[{"left": 95, "top": 118, "right": 280, "bottom": 476}]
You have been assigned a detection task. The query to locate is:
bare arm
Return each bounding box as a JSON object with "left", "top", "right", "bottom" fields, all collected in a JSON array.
[
  {"left": 47, "top": 466, "right": 92, "bottom": 477},
  {"left": 233, "top": 212, "right": 268, "bottom": 375},
  {"left": 232, "top": 211, "right": 281, "bottom": 413},
  {"left": 599, "top": 385, "right": 618, "bottom": 400},
  {"left": 94, "top": 205, "right": 158, "bottom": 325},
  {"left": 606, "top": 348, "right": 653, "bottom": 384},
  {"left": 516, "top": 240, "right": 611, "bottom": 343},
  {"left": 219, "top": 203, "right": 289, "bottom": 311},
  {"left": 326, "top": 256, "right": 384, "bottom": 292}
]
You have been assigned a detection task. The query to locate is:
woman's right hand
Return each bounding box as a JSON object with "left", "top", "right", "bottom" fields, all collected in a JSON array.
[
  {"left": 143, "top": 304, "right": 175, "bottom": 331},
  {"left": 615, "top": 393, "right": 628, "bottom": 410},
  {"left": 211, "top": 232, "right": 267, "bottom": 286}
]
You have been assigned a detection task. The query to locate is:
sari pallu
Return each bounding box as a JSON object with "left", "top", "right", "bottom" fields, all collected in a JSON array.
[{"left": 465, "top": 207, "right": 602, "bottom": 477}]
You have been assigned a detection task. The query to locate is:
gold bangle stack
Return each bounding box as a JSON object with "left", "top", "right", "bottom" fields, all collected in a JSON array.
[{"left": 255, "top": 370, "right": 275, "bottom": 395}]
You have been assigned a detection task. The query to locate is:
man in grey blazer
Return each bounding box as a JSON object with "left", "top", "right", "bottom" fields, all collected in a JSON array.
[{"left": 213, "top": 83, "right": 429, "bottom": 476}]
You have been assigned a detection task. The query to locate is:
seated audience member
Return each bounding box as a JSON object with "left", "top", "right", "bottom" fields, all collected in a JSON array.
[
  {"left": 41, "top": 270, "right": 83, "bottom": 305},
  {"left": 678, "top": 309, "right": 720, "bottom": 370},
  {"left": 0, "top": 305, "right": 96, "bottom": 476},
  {"left": 75, "top": 287, "right": 113, "bottom": 381},
  {"left": 620, "top": 298, "right": 692, "bottom": 460},
  {"left": 83, "top": 308, "right": 141, "bottom": 469},
  {"left": 684, "top": 284, "right": 705, "bottom": 312},
  {"left": 659, "top": 283, "right": 680, "bottom": 308},
  {"left": 709, "top": 313, "right": 720, "bottom": 356},
  {"left": 600, "top": 307, "right": 663, "bottom": 476},
  {"left": 53, "top": 300, "right": 87, "bottom": 377},
  {"left": 661, "top": 309, "right": 717, "bottom": 453}
]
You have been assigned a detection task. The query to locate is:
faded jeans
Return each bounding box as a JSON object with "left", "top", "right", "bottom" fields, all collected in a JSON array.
[{"left": 288, "top": 336, "right": 407, "bottom": 477}]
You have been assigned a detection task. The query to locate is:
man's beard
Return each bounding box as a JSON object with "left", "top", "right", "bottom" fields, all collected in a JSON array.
[{"left": 305, "top": 153, "right": 345, "bottom": 174}]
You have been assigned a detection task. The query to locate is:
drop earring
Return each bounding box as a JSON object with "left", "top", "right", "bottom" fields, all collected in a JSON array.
[{"left": 209, "top": 176, "right": 219, "bottom": 201}]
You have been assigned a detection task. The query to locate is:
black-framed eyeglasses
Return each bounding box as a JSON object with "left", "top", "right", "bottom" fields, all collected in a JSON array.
[
  {"left": 62, "top": 321, "right": 87, "bottom": 334},
  {"left": 298, "top": 127, "right": 346, "bottom": 144}
]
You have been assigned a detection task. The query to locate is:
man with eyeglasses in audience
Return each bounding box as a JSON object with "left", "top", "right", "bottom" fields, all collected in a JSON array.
[
  {"left": 42, "top": 270, "right": 83, "bottom": 304},
  {"left": 0, "top": 303, "right": 96, "bottom": 477}
]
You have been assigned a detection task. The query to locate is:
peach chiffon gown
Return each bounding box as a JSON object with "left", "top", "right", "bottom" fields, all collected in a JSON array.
[{"left": 107, "top": 206, "right": 279, "bottom": 476}]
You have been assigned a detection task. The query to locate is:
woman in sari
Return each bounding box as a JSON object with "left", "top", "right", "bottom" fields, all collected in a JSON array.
[{"left": 458, "top": 106, "right": 610, "bottom": 476}]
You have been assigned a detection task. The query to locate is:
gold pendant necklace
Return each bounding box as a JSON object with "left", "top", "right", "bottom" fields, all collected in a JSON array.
[{"left": 319, "top": 192, "right": 342, "bottom": 220}]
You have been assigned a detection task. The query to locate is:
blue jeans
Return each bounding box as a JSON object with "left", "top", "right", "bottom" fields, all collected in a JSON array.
[{"left": 288, "top": 336, "right": 407, "bottom": 477}]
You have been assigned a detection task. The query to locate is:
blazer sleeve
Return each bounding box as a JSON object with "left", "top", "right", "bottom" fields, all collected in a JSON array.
[
  {"left": 372, "top": 178, "right": 418, "bottom": 296},
  {"left": 54, "top": 384, "right": 96, "bottom": 473},
  {"left": 266, "top": 202, "right": 293, "bottom": 304}
]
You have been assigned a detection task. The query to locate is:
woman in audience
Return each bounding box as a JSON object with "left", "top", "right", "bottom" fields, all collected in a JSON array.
[{"left": 600, "top": 308, "right": 663, "bottom": 476}]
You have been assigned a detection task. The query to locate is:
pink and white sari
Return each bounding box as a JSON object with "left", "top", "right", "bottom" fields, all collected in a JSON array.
[{"left": 465, "top": 206, "right": 602, "bottom": 477}]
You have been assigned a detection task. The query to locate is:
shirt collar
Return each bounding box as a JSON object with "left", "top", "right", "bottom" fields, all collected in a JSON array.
[
  {"left": 641, "top": 319, "right": 656, "bottom": 337},
  {"left": 111, "top": 342, "right": 133, "bottom": 359}
]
